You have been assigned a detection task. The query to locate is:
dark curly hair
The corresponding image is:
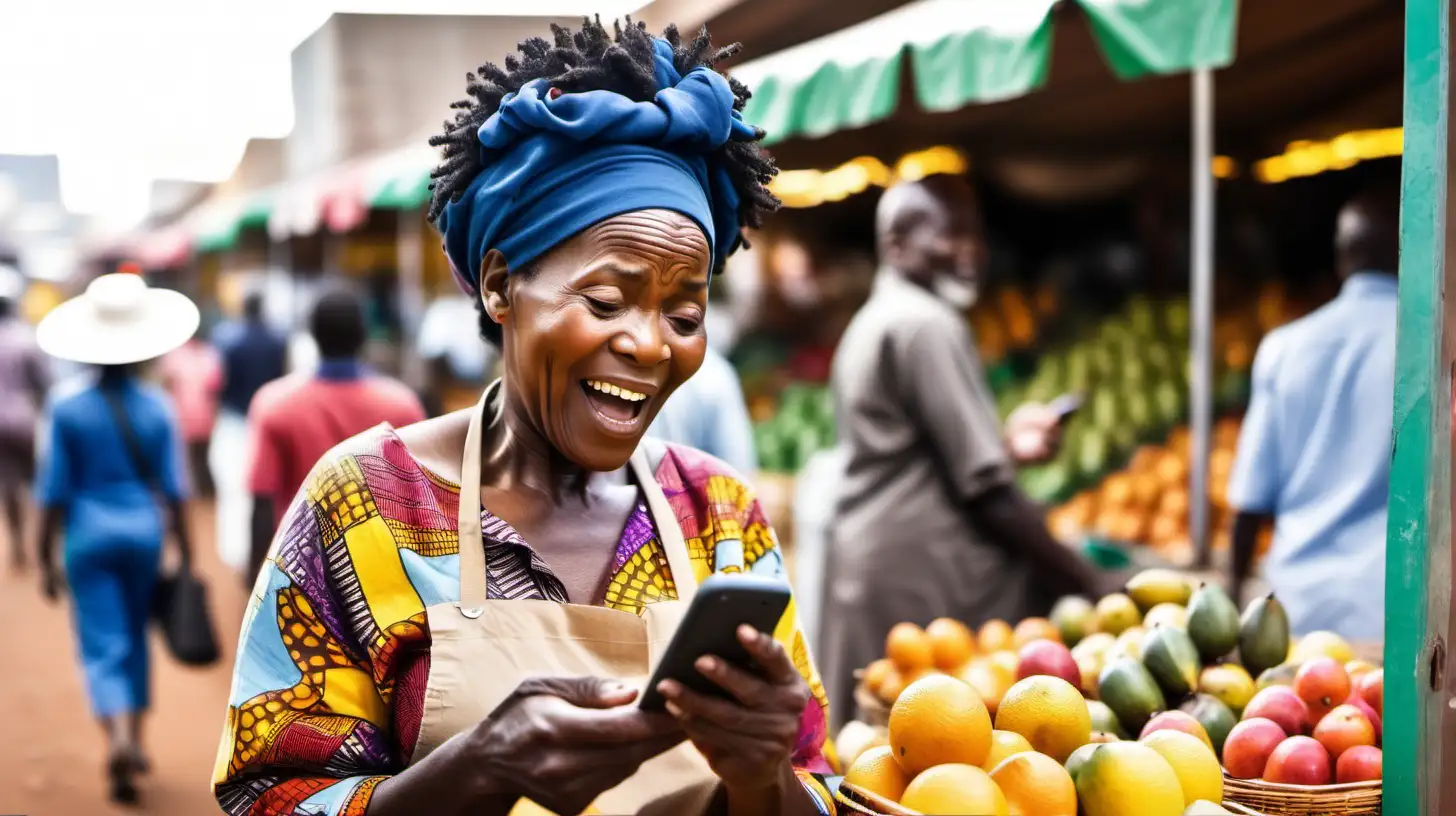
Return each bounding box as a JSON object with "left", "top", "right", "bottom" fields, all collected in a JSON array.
[{"left": 426, "top": 16, "right": 779, "bottom": 346}]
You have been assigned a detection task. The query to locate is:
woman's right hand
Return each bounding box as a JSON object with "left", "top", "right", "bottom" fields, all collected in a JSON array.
[{"left": 465, "top": 676, "right": 686, "bottom": 814}]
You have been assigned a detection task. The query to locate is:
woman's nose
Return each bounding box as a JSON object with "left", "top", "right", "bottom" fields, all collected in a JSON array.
[{"left": 609, "top": 313, "right": 670, "bottom": 366}]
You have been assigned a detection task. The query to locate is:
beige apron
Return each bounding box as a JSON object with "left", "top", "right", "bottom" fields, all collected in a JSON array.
[{"left": 410, "top": 387, "right": 721, "bottom": 815}]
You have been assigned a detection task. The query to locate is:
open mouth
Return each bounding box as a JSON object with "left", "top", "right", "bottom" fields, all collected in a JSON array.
[{"left": 580, "top": 378, "right": 652, "bottom": 430}]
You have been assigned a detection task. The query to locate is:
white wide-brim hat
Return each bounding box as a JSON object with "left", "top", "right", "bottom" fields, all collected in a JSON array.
[{"left": 37, "top": 273, "right": 199, "bottom": 365}]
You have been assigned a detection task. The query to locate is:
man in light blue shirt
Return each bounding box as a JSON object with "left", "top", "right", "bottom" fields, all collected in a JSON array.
[
  {"left": 1227, "top": 183, "right": 1398, "bottom": 641},
  {"left": 649, "top": 345, "right": 758, "bottom": 476}
]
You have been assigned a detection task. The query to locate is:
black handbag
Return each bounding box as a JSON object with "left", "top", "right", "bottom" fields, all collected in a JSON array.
[{"left": 103, "top": 388, "right": 221, "bottom": 667}]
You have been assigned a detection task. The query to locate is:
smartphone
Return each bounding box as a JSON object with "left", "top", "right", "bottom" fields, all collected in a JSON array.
[
  {"left": 638, "top": 572, "right": 792, "bottom": 711},
  {"left": 1048, "top": 392, "right": 1084, "bottom": 424}
]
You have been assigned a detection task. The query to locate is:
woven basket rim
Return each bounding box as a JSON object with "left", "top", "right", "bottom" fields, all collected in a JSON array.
[
  {"left": 1222, "top": 772, "right": 1382, "bottom": 794},
  {"left": 838, "top": 782, "right": 923, "bottom": 815}
]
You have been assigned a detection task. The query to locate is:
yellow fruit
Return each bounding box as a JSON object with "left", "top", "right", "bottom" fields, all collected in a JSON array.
[
  {"left": 1291, "top": 631, "right": 1356, "bottom": 665},
  {"left": 989, "top": 750, "right": 1079, "bottom": 816},
  {"left": 1144, "top": 603, "right": 1189, "bottom": 630},
  {"left": 994, "top": 676, "right": 1092, "bottom": 763},
  {"left": 1111, "top": 626, "right": 1148, "bottom": 662},
  {"left": 961, "top": 660, "right": 1016, "bottom": 716},
  {"left": 889, "top": 674, "right": 994, "bottom": 775},
  {"left": 980, "top": 619, "right": 1016, "bottom": 653},
  {"left": 901, "top": 764, "right": 1009, "bottom": 816},
  {"left": 1140, "top": 731, "right": 1224, "bottom": 807},
  {"left": 878, "top": 668, "right": 908, "bottom": 704},
  {"left": 1198, "top": 664, "right": 1256, "bottom": 713},
  {"left": 1014, "top": 617, "right": 1063, "bottom": 648},
  {"left": 1096, "top": 594, "right": 1142, "bottom": 635},
  {"left": 887, "top": 623, "right": 935, "bottom": 673},
  {"left": 1076, "top": 742, "right": 1185, "bottom": 816},
  {"left": 981, "top": 730, "right": 1035, "bottom": 771},
  {"left": 927, "top": 617, "right": 977, "bottom": 670},
  {"left": 864, "top": 659, "right": 895, "bottom": 696},
  {"left": 990, "top": 650, "right": 1021, "bottom": 677},
  {"left": 1183, "top": 800, "right": 1234, "bottom": 814},
  {"left": 844, "top": 745, "right": 912, "bottom": 803}
]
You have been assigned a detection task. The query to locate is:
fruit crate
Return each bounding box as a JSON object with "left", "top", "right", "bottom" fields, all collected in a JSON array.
[
  {"left": 851, "top": 677, "right": 890, "bottom": 727},
  {"left": 834, "top": 782, "right": 918, "bottom": 815},
  {"left": 1222, "top": 774, "right": 1381, "bottom": 815}
]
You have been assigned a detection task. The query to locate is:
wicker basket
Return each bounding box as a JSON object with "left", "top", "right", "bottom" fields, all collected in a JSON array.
[
  {"left": 1222, "top": 773, "right": 1381, "bottom": 815},
  {"left": 852, "top": 678, "right": 891, "bottom": 727},
  {"left": 834, "top": 782, "right": 920, "bottom": 815}
]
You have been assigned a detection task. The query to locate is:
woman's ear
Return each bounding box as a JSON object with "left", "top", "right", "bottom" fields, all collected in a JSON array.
[{"left": 480, "top": 250, "right": 511, "bottom": 326}]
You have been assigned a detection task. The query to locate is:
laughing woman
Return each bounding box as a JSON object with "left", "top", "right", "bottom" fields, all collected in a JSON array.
[{"left": 213, "top": 18, "right": 837, "bottom": 816}]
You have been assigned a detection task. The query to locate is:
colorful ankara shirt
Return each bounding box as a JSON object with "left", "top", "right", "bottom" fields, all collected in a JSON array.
[{"left": 213, "top": 426, "right": 837, "bottom": 816}]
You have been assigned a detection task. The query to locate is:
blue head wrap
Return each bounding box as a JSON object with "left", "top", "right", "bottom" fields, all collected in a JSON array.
[{"left": 437, "top": 37, "right": 759, "bottom": 296}]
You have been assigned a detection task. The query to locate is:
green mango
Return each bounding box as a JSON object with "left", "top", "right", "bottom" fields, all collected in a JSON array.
[
  {"left": 1142, "top": 625, "right": 1202, "bottom": 701},
  {"left": 1064, "top": 742, "right": 1100, "bottom": 784},
  {"left": 1086, "top": 699, "right": 1128, "bottom": 739},
  {"left": 1238, "top": 593, "right": 1291, "bottom": 679},
  {"left": 1255, "top": 662, "right": 1300, "bottom": 691},
  {"left": 1098, "top": 658, "right": 1167, "bottom": 734},
  {"left": 1186, "top": 583, "right": 1241, "bottom": 662},
  {"left": 1179, "top": 693, "right": 1238, "bottom": 759}
]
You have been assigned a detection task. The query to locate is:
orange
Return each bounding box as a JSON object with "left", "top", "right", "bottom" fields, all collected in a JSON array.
[
  {"left": 886, "top": 623, "right": 934, "bottom": 673},
  {"left": 960, "top": 659, "right": 1016, "bottom": 716},
  {"left": 989, "top": 750, "right": 1078, "bottom": 816},
  {"left": 994, "top": 676, "right": 1092, "bottom": 763},
  {"left": 980, "top": 619, "right": 1015, "bottom": 653},
  {"left": 901, "top": 764, "right": 1009, "bottom": 816},
  {"left": 863, "top": 658, "right": 895, "bottom": 696},
  {"left": 877, "top": 667, "right": 908, "bottom": 704},
  {"left": 843, "top": 745, "right": 912, "bottom": 803},
  {"left": 888, "top": 674, "right": 993, "bottom": 774},
  {"left": 1014, "top": 618, "right": 1062, "bottom": 648},
  {"left": 981, "top": 730, "right": 1034, "bottom": 771},
  {"left": 926, "top": 618, "right": 977, "bottom": 669}
]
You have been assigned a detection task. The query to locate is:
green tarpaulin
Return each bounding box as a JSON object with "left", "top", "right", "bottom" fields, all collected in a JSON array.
[{"left": 733, "top": 0, "right": 1239, "bottom": 146}]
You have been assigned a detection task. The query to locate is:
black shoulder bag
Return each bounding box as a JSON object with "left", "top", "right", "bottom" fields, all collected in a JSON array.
[{"left": 102, "top": 389, "right": 220, "bottom": 667}]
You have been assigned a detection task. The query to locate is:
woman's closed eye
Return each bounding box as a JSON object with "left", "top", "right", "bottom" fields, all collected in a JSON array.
[
  {"left": 582, "top": 292, "right": 625, "bottom": 317},
  {"left": 667, "top": 311, "right": 703, "bottom": 335}
]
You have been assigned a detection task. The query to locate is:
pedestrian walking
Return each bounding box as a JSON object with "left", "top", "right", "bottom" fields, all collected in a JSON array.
[
  {"left": 0, "top": 266, "right": 48, "bottom": 569},
  {"left": 209, "top": 291, "right": 287, "bottom": 571},
  {"left": 244, "top": 286, "right": 426, "bottom": 586},
  {"left": 32, "top": 272, "right": 199, "bottom": 805}
]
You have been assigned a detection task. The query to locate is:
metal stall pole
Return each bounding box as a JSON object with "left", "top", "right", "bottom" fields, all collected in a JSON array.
[{"left": 1189, "top": 67, "right": 1215, "bottom": 568}]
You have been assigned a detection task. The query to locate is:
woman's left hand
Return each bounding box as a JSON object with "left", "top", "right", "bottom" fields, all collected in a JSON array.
[{"left": 657, "top": 625, "right": 809, "bottom": 794}]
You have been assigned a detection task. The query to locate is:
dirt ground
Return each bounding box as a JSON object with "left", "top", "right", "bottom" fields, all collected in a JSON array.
[{"left": 0, "top": 501, "right": 250, "bottom": 816}]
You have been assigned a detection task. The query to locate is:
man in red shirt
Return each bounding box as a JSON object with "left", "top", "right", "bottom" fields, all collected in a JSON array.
[{"left": 245, "top": 287, "right": 426, "bottom": 585}]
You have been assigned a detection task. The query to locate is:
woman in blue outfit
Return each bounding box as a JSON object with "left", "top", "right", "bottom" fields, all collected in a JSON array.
[{"left": 33, "top": 272, "right": 200, "bottom": 805}]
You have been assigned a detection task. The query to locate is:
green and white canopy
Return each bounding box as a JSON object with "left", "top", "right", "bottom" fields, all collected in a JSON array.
[{"left": 731, "top": 0, "right": 1239, "bottom": 145}]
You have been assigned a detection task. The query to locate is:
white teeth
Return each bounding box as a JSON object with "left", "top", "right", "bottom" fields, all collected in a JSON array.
[{"left": 585, "top": 380, "right": 647, "bottom": 402}]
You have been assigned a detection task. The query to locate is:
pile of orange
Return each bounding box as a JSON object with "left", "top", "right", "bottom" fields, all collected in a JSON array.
[
  {"left": 862, "top": 617, "right": 1061, "bottom": 711},
  {"left": 845, "top": 673, "right": 1080, "bottom": 816},
  {"left": 1047, "top": 419, "right": 1274, "bottom": 561}
]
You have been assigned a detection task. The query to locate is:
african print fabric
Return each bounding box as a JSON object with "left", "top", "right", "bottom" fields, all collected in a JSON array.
[{"left": 212, "top": 426, "right": 836, "bottom": 816}]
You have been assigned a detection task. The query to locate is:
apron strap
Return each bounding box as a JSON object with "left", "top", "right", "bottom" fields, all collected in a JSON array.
[
  {"left": 629, "top": 439, "right": 699, "bottom": 602},
  {"left": 457, "top": 384, "right": 700, "bottom": 615},
  {"left": 456, "top": 382, "right": 495, "bottom": 617}
]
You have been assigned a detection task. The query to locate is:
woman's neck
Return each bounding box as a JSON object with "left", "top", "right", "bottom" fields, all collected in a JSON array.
[
  {"left": 480, "top": 385, "right": 596, "bottom": 503},
  {"left": 98, "top": 364, "right": 132, "bottom": 388}
]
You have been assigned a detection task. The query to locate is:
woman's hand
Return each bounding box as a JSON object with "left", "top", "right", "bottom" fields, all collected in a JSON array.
[
  {"left": 465, "top": 676, "right": 686, "bottom": 815},
  {"left": 1005, "top": 402, "right": 1063, "bottom": 464},
  {"left": 658, "top": 625, "right": 811, "bottom": 795}
]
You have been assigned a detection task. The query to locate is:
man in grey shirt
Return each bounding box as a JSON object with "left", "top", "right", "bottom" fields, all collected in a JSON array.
[{"left": 820, "top": 176, "right": 1096, "bottom": 729}]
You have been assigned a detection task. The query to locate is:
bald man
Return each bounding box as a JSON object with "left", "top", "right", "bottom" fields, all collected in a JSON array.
[
  {"left": 1227, "top": 182, "right": 1400, "bottom": 640},
  {"left": 819, "top": 176, "right": 1096, "bottom": 729}
]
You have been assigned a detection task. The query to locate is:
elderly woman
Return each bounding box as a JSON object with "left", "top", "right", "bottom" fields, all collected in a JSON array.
[{"left": 214, "top": 19, "right": 835, "bottom": 816}]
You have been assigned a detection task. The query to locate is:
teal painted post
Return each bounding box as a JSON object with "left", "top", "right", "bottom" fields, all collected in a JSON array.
[{"left": 1389, "top": 0, "right": 1451, "bottom": 811}]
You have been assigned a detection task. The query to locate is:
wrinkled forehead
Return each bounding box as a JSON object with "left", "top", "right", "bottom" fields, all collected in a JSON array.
[{"left": 577, "top": 210, "right": 712, "bottom": 271}]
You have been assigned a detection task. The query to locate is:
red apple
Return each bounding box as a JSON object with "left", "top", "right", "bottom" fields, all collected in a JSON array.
[
  {"left": 1017, "top": 638, "right": 1081, "bottom": 687},
  {"left": 1313, "top": 704, "right": 1377, "bottom": 761},
  {"left": 1264, "top": 736, "right": 1333, "bottom": 785},
  {"left": 1336, "top": 745, "right": 1383, "bottom": 783},
  {"left": 1294, "top": 657, "right": 1352, "bottom": 720},
  {"left": 1358, "top": 669, "right": 1384, "bottom": 718},
  {"left": 1224, "top": 718, "right": 1288, "bottom": 779},
  {"left": 1244, "top": 686, "right": 1311, "bottom": 736},
  {"left": 1343, "top": 692, "right": 1383, "bottom": 743}
]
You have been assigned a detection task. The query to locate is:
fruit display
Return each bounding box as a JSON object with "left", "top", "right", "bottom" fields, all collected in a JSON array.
[
  {"left": 752, "top": 382, "right": 835, "bottom": 474},
  {"left": 838, "top": 568, "right": 1383, "bottom": 815},
  {"left": 1046, "top": 419, "right": 1275, "bottom": 563}
]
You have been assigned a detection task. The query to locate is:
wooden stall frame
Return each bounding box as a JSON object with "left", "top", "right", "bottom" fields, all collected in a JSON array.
[{"left": 1388, "top": 0, "right": 1453, "bottom": 811}]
